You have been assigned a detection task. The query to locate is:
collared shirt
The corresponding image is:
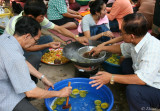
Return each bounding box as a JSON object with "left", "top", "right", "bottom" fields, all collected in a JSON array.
[
  {"left": 121, "top": 33, "right": 160, "bottom": 89},
  {"left": 0, "top": 34, "right": 36, "bottom": 111},
  {"left": 4, "top": 11, "right": 55, "bottom": 35},
  {"left": 47, "top": 0, "right": 67, "bottom": 20}
]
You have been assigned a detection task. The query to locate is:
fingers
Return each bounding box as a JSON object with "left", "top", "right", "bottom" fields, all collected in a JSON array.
[{"left": 96, "top": 84, "right": 103, "bottom": 89}]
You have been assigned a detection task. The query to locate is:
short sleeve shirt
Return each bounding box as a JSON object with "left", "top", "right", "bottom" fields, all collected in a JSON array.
[
  {"left": 0, "top": 34, "right": 36, "bottom": 111},
  {"left": 120, "top": 33, "right": 160, "bottom": 89},
  {"left": 47, "top": 0, "right": 67, "bottom": 20}
]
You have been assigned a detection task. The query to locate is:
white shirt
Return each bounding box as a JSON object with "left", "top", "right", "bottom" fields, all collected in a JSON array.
[{"left": 121, "top": 33, "right": 160, "bottom": 89}]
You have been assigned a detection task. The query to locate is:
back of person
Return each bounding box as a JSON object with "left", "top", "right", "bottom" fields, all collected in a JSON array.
[{"left": 137, "top": 0, "right": 156, "bottom": 29}]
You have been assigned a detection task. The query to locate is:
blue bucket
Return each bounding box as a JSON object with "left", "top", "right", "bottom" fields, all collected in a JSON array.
[{"left": 45, "top": 78, "right": 114, "bottom": 111}]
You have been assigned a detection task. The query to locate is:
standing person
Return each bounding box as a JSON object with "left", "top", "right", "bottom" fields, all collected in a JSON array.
[
  {"left": 78, "top": 0, "right": 114, "bottom": 42},
  {"left": 0, "top": 16, "right": 72, "bottom": 111},
  {"left": 107, "top": 0, "right": 133, "bottom": 32},
  {"left": 47, "top": 0, "right": 82, "bottom": 29},
  {"left": 89, "top": 13, "right": 160, "bottom": 111},
  {"left": 4, "top": 0, "right": 88, "bottom": 83}
]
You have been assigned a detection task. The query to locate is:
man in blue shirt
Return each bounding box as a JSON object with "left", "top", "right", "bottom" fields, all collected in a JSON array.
[{"left": 0, "top": 16, "right": 72, "bottom": 111}]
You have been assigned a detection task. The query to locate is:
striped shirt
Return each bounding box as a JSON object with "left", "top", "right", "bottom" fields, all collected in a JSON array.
[
  {"left": 4, "top": 11, "right": 55, "bottom": 35},
  {"left": 121, "top": 33, "right": 160, "bottom": 89},
  {"left": 0, "top": 34, "right": 36, "bottom": 111}
]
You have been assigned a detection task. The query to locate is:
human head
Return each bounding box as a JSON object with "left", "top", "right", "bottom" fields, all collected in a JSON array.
[
  {"left": 24, "top": 0, "right": 47, "bottom": 22},
  {"left": 121, "top": 13, "right": 148, "bottom": 43},
  {"left": 14, "top": 16, "right": 41, "bottom": 48},
  {"left": 89, "top": 0, "right": 107, "bottom": 18}
]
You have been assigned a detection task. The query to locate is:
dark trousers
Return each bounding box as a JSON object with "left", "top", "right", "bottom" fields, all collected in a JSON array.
[
  {"left": 13, "top": 98, "right": 39, "bottom": 111},
  {"left": 121, "top": 58, "right": 160, "bottom": 111},
  {"left": 24, "top": 35, "right": 53, "bottom": 83}
]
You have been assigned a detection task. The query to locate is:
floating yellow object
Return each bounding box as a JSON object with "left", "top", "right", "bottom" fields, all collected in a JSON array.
[
  {"left": 94, "top": 100, "right": 102, "bottom": 106},
  {"left": 101, "top": 102, "right": 109, "bottom": 109},
  {"left": 51, "top": 104, "right": 57, "bottom": 110},
  {"left": 72, "top": 89, "right": 79, "bottom": 95}
]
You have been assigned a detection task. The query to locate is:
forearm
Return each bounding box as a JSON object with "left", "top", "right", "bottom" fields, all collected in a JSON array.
[
  {"left": 102, "top": 44, "right": 121, "bottom": 54},
  {"left": 89, "top": 33, "right": 103, "bottom": 40},
  {"left": 25, "top": 44, "right": 49, "bottom": 51},
  {"left": 67, "top": 8, "right": 77, "bottom": 14},
  {"left": 114, "top": 74, "right": 146, "bottom": 85},
  {"left": 26, "top": 61, "right": 43, "bottom": 79},
  {"left": 63, "top": 12, "right": 79, "bottom": 18},
  {"left": 54, "top": 25, "right": 76, "bottom": 39},
  {"left": 103, "top": 36, "right": 123, "bottom": 45},
  {"left": 25, "top": 87, "right": 60, "bottom": 99}
]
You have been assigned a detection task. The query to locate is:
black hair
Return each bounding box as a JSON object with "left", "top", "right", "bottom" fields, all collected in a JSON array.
[
  {"left": 12, "top": 1, "right": 23, "bottom": 14},
  {"left": 14, "top": 16, "right": 41, "bottom": 37},
  {"left": 24, "top": 0, "right": 47, "bottom": 18},
  {"left": 89, "top": 0, "right": 105, "bottom": 15},
  {"left": 123, "top": 13, "right": 148, "bottom": 37}
]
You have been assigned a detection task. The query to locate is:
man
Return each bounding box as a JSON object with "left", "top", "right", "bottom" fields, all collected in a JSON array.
[
  {"left": 89, "top": 13, "right": 160, "bottom": 111},
  {"left": 0, "top": 16, "right": 72, "bottom": 111},
  {"left": 4, "top": 0, "right": 88, "bottom": 83}
]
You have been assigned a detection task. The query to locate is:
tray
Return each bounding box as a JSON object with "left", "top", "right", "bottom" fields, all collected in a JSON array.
[{"left": 41, "top": 48, "right": 69, "bottom": 65}]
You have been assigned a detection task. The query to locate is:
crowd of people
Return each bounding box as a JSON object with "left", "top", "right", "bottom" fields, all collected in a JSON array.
[{"left": 0, "top": 0, "right": 160, "bottom": 111}]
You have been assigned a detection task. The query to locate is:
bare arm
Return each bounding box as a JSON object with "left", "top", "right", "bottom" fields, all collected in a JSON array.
[
  {"left": 89, "top": 71, "right": 145, "bottom": 89},
  {"left": 62, "top": 12, "right": 82, "bottom": 19},
  {"left": 25, "top": 86, "right": 72, "bottom": 99}
]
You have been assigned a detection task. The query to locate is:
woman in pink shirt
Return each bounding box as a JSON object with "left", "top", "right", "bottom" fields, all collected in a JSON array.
[{"left": 107, "top": 0, "right": 133, "bottom": 32}]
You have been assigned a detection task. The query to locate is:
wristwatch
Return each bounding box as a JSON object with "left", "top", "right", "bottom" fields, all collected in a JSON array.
[{"left": 110, "top": 74, "right": 115, "bottom": 84}]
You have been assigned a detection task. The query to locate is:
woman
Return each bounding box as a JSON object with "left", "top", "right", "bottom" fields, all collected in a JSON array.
[
  {"left": 107, "top": 0, "right": 133, "bottom": 32},
  {"left": 78, "top": 0, "right": 114, "bottom": 42}
]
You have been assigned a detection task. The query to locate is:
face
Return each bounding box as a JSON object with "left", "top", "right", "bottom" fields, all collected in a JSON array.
[
  {"left": 121, "top": 22, "right": 133, "bottom": 43},
  {"left": 24, "top": 30, "right": 41, "bottom": 48},
  {"left": 35, "top": 15, "right": 45, "bottom": 23},
  {"left": 98, "top": 4, "right": 107, "bottom": 19}
]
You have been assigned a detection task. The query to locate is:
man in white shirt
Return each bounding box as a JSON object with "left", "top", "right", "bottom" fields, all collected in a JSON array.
[{"left": 89, "top": 13, "right": 160, "bottom": 111}]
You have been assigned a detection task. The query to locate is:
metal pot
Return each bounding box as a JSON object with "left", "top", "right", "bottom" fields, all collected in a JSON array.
[{"left": 63, "top": 40, "right": 112, "bottom": 67}]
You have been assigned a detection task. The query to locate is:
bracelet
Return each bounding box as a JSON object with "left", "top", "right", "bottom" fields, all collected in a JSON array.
[
  {"left": 74, "top": 35, "right": 79, "bottom": 39},
  {"left": 39, "top": 75, "right": 45, "bottom": 81},
  {"left": 110, "top": 74, "right": 115, "bottom": 84}
]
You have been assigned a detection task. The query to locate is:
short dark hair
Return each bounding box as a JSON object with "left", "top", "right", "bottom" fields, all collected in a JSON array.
[
  {"left": 14, "top": 16, "right": 41, "bottom": 37},
  {"left": 24, "top": 0, "right": 47, "bottom": 18},
  {"left": 123, "top": 13, "right": 148, "bottom": 37},
  {"left": 89, "top": 0, "right": 105, "bottom": 15}
]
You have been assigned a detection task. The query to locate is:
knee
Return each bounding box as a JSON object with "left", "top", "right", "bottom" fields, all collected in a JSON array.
[{"left": 126, "top": 85, "right": 141, "bottom": 102}]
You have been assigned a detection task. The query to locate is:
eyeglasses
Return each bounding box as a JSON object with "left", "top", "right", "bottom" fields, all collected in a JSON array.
[{"left": 32, "top": 37, "right": 39, "bottom": 44}]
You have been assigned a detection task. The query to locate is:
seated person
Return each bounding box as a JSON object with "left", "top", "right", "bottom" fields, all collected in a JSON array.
[
  {"left": 107, "top": 0, "right": 133, "bottom": 32},
  {"left": 89, "top": 13, "right": 160, "bottom": 111},
  {"left": 78, "top": 0, "right": 114, "bottom": 42},
  {"left": 66, "top": 0, "right": 81, "bottom": 11},
  {"left": 135, "top": 0, "right": 156, "bottom": 29},
  {"left": 0, "top": 16, "right": 72, "bottom": 111},
  {"left": 47, "top": 0, "right": 82, "bottom": 29},
  {"left": 5, "top": 0, "right": 88, "bottom": 83}
]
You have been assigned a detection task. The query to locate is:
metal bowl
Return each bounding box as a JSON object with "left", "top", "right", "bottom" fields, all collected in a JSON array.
[{"left": 78, "top": 46, "right": 106, "bottom": 61}]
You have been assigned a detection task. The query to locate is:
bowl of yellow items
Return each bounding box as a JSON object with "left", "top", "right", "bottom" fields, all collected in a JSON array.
[
  {"left": 102, "top": 54, "right": 122, "bottom": 74},
  {"left": 76, "top": 0, "right": 90, "bottom": 6},
  {"left": 41, "top": 48, "right": 69, "bottom": 65}
]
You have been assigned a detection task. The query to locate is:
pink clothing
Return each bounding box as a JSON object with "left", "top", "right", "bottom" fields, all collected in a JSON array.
[
  {"left": 107, "top": 0, "right": 133, "bottom": 29},
  {"left": 78, "top": 15, "right": 109, "bottom": 33}
]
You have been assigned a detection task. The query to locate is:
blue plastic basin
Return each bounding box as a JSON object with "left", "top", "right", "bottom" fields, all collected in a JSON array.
[{"left": 45, "top": 78, "right": 114, "bottom": 111}]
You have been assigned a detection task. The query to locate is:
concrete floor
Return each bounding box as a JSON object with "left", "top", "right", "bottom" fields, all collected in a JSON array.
[{"left": 31, "top": 62, "right": 129, "bottom": 111}]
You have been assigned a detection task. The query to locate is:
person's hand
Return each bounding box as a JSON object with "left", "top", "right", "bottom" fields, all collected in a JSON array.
[
  {"left": 103, "top": 31, "right": 114, "bottom": 38},
  {"left": 48, "top": 42, "right": 61, "bottom": 49},
  {"left": 58, "top": 86, "right": 72, "bottom": 97},
  {"left": 76, "top": 15, "right": 82, "bottom": 20},
  {"left": 89, "top": 46, "right": 103, "bottom": 56},
  {"left": 89, "top": 71, "right": 112, "bottom": 89},
  {"left": 75, "top": 12, "right": 80, "bottom": 15},
  {"left": 76, "top": 37, "right": 89, "bottom": 45},
  {"left": 97, "top": 42, "right": 107, "bottom": 48},
  {"left": 41, "top": 77, "right": 54, "bottom": 90}
]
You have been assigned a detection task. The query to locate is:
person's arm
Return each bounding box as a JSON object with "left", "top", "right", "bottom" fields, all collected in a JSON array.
[
  {"left": 24, "top": 42, "right": 61, "bottom": 52},
  {"left": 90, "top": 44, "right": 121, "bottom": 56},
  {"left": 97, "top": 36, "right": 123, "bottom": 47},
  {"left": 53, "top": 25, "right": 88, "bottom": 45},
  {"left": 62, "top": 12, "right": 82, "bottom": 19},
  {"left": 89, "top": 71, "right": 145, "bottom": 89},
  {"left": 67, "top": 8, "right": 79, "bottom": 15},
  {"left": 26, "top": 61, "right": 53, "bottom": 89},
  {"left": 89, "top": 31, "right": 114, "bottom": 40},
  {"left": 25, "top": 86, "right": 72, "bottom": 98},
  {"left": 107, "top": 1, "right": 121, "bottom": 21}
]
